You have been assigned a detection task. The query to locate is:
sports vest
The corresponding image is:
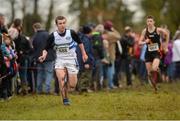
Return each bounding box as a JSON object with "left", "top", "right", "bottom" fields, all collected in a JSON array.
[
  {"left": 53, "top": 29, "right": 77, "bottom": 59},
  {"left": 145, "top": 28, "right": 161, "bottom": 52}
]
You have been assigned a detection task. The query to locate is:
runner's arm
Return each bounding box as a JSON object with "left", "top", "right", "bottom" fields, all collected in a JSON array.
[
  {"left": 139, "top": 29, "right": 149, "bottom": 45},
  {"left": 70, "top": 30, "right": 82, "bottom": 44},
  {"left": 71, "top": 29, "right": 88, "bottom": 62}
]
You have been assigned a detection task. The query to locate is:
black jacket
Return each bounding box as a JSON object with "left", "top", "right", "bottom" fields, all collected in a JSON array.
[
  {"left": 120, "top": 35, "right": 135, "bottom": 59},
  {"left": 13, "top": 34, "right": 32, "bottom": 63}
]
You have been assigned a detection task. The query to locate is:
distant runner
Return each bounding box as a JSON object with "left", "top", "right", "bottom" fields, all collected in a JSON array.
[{"left": 139, "top": 15, "right": 169, "bottom": 93}]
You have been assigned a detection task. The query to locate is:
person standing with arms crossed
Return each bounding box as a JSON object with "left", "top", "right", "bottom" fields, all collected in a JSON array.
[
  {"left": 139, "top": 15, "right": 169, "bottom": 93},
  {"left": 39, "top": 16, "right": 88, "bottom": 105}
]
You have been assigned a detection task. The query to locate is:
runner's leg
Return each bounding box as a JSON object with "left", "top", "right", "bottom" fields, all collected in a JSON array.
[
  {"left": 68, "top": 74, "right": 78, "bottom": 91},
  {"left": 151, "top": 58, "right": 160, "bottom": 92},
  {"left": 55, "top": 69, "right": 68, "bottom": 100}
]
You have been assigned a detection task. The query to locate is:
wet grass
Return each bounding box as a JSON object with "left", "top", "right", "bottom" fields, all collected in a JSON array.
[{"left": 0, "top": 81, "right": 180, "bottom": 120}]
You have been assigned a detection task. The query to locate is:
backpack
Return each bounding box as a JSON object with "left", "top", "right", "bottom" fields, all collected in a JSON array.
[{"left": 91, "top": 32, "right": 104, "bottom": 59}]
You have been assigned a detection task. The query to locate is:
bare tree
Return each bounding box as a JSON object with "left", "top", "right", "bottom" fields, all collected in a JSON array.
[
  {"left": 45, "top": 0, "right": 54, "bottom": 31},
  {"left": 21, "top": 0, "right": 27, "bottom": 19},
  {"left": 9, "top": 0, "right": 16, "bottom": 23},
  {"left": 34, "top": 0, "right": 39, "bottom": 15}
]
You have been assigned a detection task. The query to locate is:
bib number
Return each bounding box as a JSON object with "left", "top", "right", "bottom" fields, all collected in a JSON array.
[
  {"left": 148, "top": 43, "right": 159, "bottom": 52},
  {"left": 56, "top": 46, "right": 69, "bottom": 53}
]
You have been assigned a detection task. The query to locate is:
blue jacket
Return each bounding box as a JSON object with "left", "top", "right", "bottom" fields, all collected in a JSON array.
[
  {"left": 31, "top": 30, "right": 56, "bottom": 62},
  {"left": 76, "top": 32, "right": 94, "bottom": 70}
]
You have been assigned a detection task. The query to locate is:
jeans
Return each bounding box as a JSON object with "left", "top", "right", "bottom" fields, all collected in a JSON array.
[
  {"left": 105, "top": 62, "right": 115, "bottom": 88},
  {"left": 36, "top": 61, "right": 54, "bottom": 93},
  {"left": 139, "top": 60, "right": 148, "bottom": 83},
  {"left": 19, "top": 58, "right": 29, "bottom": 85},
  {"left": 92, "top": 59, "right": 103, "bottom": 86}
]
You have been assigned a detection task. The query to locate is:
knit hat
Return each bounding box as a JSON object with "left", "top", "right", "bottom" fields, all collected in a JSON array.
[{"left": 104, "top": 20, "right": 113, "bottom": 31}]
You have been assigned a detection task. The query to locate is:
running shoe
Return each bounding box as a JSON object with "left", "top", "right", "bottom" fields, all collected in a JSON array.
[{"left": 63, "top": 98, "right": 70, "bottom": 105}]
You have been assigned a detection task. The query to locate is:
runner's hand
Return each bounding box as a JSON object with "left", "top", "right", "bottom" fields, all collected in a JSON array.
[{"left": 145, "top": 39, "right": 150, "bottom": 44}]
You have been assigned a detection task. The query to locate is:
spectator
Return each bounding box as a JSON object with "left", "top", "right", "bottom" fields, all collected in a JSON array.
[
  {"left": 172, "top": 32, "right": 180, "bottom": 81},
  {"left": 32, "top": 22, "right": 55, "bottom": 94},
  {"left": 102, "top": 20, "right": 121, "bottom": 89},
  {"left": 0, "top": 33, "right": 17, "bottom": 100},
  {"left": 76, "top": 25, "right": 94, "bottom": 92},
  {"left": 9, "top": 18, "right": 32, "bottom": 95},
  {"left": 0, "top": 13, "right": 8, "bottom": 34},
  {"left": 91, "top": 24, "right": 105, "bottom": 90},
  {"left": 120, "top": 26, "right": 135, "bottom": 86}
]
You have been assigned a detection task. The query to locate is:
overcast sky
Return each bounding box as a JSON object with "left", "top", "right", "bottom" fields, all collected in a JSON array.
[{"left": 123, "top": 0, "right": 144, "bottom": 23}]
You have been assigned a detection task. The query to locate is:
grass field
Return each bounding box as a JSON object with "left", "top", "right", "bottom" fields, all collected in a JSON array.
[{"left": 0, "top": 81, "right": 180, "bottom": 120}]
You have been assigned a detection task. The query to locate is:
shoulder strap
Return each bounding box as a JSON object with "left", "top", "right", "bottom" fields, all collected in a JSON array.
[{"left": 116, "top": 40, "right": 123, "bottom": 54}]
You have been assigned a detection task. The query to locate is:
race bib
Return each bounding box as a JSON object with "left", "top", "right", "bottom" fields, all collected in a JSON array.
[
  {"left": 148, "top": 43, "right": 159, "bottom": 52},
  {"left": 56, "top": 46, "right": 69, "bottom": 53}
]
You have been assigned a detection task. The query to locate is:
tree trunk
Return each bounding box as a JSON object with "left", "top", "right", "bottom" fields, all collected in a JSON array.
[
  {"left": 34, "top": 0, "right": 39, "bottom": 15},
  {"left": 45, "top": 0, "right": 54, "bottom": 31},
  {"left": 10, "top": 0, "right": 16, "bottom": 23}
]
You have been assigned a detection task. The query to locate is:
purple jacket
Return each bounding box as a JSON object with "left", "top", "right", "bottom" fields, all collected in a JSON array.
[{"left": 164, "top": 42, "right": 173, "bottom": 65}]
